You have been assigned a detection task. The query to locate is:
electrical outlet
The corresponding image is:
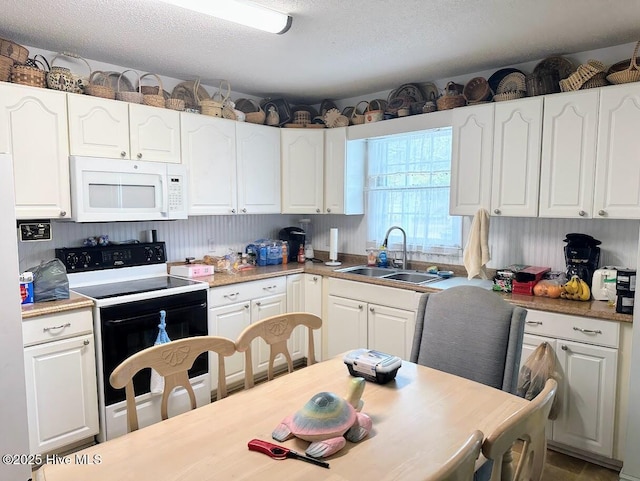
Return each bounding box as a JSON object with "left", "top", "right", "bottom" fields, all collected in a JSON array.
[{"left": 18, "top": 221, "right": 52, "bottom": 242}]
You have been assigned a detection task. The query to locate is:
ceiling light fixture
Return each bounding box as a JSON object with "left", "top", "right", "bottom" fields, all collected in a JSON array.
[{"left": 159, "top": 0, "right": 292, "bottom": 34}]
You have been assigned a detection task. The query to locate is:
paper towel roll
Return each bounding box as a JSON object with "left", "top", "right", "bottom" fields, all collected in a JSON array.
[{"left": 329, "top": 228, "right": 338, "bottom": 260}]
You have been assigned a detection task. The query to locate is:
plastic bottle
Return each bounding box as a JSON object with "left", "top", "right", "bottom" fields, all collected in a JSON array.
[
  {"left": 282, "top": 241, "right": 288, "bottom": 265},
  {"left": 377, "top": 246, "right": 388, "bottom": 267},
  {"left": 297, "top": 244, "right": 306, "bottom": 263}
]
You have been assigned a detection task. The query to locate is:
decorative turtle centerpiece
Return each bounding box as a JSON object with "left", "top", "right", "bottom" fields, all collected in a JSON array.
[{"left": 272, "top": 377, "right": 372, "bottom": 458}]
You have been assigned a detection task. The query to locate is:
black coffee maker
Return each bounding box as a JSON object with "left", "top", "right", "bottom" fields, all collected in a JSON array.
[
  {"left": 279, "top": 227, "right": 306, "bottom": 262},
  {"left": 564, "top": 233, "right": 601, "bottom": 288}
]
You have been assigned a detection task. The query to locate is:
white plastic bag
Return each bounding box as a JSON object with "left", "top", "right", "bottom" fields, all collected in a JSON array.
[{"left": 517, "top": 341, "right": 560, "bottom": 419}]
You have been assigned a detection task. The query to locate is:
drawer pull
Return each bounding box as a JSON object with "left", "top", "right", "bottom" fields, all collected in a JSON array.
[
  {"left": 573, "top": 327, "right": 602, "bottom": 335},
  {"left": 263, "top": 285, "right": 277, "bottom": 291},
  {"left": 224, "top": 292, "right": 240, "bottom": 300},
  {"left": 43, "top": 322, "right": 71, "bottom": 332},
  {"left": 526, "top": 321, "right": 543, "bottom": 325}
]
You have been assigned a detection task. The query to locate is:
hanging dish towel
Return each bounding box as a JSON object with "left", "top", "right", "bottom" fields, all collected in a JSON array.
[
  {"left": 150, "top": 310, "right": 171, "bottom": 394},
  {"left": 463, "top": 208, "right": 491, "bottom": 280}
]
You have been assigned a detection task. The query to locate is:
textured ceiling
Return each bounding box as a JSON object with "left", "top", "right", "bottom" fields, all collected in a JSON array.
[{"left": 1, "top": 0, "right": 639, "bottom": 103}]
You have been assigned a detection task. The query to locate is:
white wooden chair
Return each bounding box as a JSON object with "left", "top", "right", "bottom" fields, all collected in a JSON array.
[
  {"left": 481, "top": 378, "right": 558, "bottom": 481},
  {"left": 235, "top": 312, "right": 322, "bottom": 389},
  {"left": 427, "top": 430, "right": 484, "bottom": 481},
  {"left": 109, "top": 335, "right": 236, "bottom": 433}
]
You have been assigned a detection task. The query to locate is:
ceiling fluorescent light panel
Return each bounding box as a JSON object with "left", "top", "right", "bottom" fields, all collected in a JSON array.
[{"left": 159, "top": 0, "right": 292, "bottom": 34}]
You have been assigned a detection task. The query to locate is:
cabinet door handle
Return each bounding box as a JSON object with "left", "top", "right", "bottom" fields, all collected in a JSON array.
[
  {"left": 255, "top": 301, "right": 261, "bottom": 306},
  {"left": 561, "top": 345, "right": 568, "bottom": 351},
  {"left": 244, "top": 304, "right": 249, "bottom": 309},
  {"left": 43, "top": 322, "right": 71, "bottom": 332},
  {"left": 224, "top": 292, "right": 240, "bottom": 300},
  {"left": 231, "top": 209, "right": 236, "bottom": 214},
  {"left": 326, "top": 208, "right": 331, "bottom": 213},
  {"left": 83, "top": 339, "right": 90, "bottom": 346},
  {"left": 493, "top": 208, "right": 501, "bottom": 215},
  {"left": 316, "top": 208, "right": 321, "bottom": 213},
  {"left": 136, "top": 153, "right": 143, "bottom": 159},
  {"left": 578, "top": 210, "right": 586, "bottom": 217},
  {"left": 369, "top": 307, "right": 374, "bottom": 312},
  {"left": 598, "top": 210, "right": 606, "bottom": 216},
  {"left": 242, "top": 208, "right": 247, "bottom": 213},
  {"left": 526, "top": 321, "right": 543, "bottom": 325},
  {"left": 358, "top": 304, "right": 363, "bottom": 309},
  {"left": 312, "top": 276, "right": 318, "bottom": 282},
  {"left": 120, "top": 151, "right": 126, "bottom": 158},
  {"left": 573, "top": 327, "right": 602, "bottom": 335},
  {"left": 59, "top": 210, "right": 67, "bottom": 217}
]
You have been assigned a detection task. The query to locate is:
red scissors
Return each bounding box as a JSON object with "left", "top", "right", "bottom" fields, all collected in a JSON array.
[{"left": 247, "top": 439, "right": 330, "bottom": 469}]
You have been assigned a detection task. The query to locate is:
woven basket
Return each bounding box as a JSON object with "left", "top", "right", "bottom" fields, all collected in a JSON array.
[
  {"left": 607, "top": 41, "right": 640, "bottom": 85},
  {"left": 559, "top": 60, "right": 606, "bottom": 92},
  {"left": 201, "top": 80, "right": 231, "bottom": 118},
  {"left": 493, "top": 91, "right": 525, "bottom": 102},
  {"left": 463, "top": 77, "right": 491, "bottom": 103},
  {"left": 85, "top": 71, "right": 116, "bottom": 99},
  {"left": 165, "top": 98, "right": 185, "bottom": 111},
  {"left": 364, "top": 103, "right": 383, "bottom": 123},
  {"left": 350, "top": 100, "right": 369, "bottom": 125},
  {"left": 437, "top": 82, "right": 466, "bottom": 110},
  {"left": 525, "top": 70, "right": 560, "bottom": 96},
  {"left": 139, "top": 73, "right": 165, "bottom": 108},
  {"left": 46, "top": 52, "right": 91, "bottom": 94},
  {"left": 0, "top": 55, "right": 13, "bottom": 82},
  {"left": 581, "top": 73, "right": 609, "bottom": 90},
  {"left": 115, "top": 70, "right": 143, "bottom": 103},
  {"left": 0, "top": 37, "right": 29, "bottom": 64},
  {"left": 11, "top": 64, "right": 46, "bottom": 88},
  {"left": 236, "top": 98, "right": 265, "bottom": 124}
]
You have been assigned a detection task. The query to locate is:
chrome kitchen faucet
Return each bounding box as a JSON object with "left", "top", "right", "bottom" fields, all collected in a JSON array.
[{"left": 382, "top": 226, "right": 407, "bottom": 270}]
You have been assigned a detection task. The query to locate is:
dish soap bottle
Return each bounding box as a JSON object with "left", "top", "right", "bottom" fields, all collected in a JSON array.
[{"left": 377, "top": 246, "right": 388, "bottom": 268}]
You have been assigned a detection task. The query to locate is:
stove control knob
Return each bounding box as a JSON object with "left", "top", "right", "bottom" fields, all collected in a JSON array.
[
  {"left": 66, "top": 253, "right": 79, "bottom": 269},
  {"left": 80, "top": 253, "right": 92, "bottom": 268},
  {"left": 154, "top": 246, "right": 164, "bottom": 261},
  {"left": 144, "top": 246, "right": 154, "bottom": 261}
]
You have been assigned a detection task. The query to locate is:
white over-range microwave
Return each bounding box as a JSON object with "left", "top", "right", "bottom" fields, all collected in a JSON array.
[{"left": 69, "top": 156, "right": 188, "bottom": 222}]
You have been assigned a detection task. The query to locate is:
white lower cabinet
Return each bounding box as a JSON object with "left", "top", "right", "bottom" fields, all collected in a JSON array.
[
  {"left": 521, "top": 310, "right": 618, "bottom": 458},
  {"left": 208, "top": 277, "right": 287, "bottom": 391},
  {"left": 22, "top": 309, "right": 99, "bottom": 455},
  {"left": 325, "top": 278, "right": 419, "bottom": 360}
]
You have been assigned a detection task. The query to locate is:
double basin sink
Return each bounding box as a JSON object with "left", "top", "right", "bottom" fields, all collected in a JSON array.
[{"left": 335, "top": 265, "right": 444, "bottom": 286}]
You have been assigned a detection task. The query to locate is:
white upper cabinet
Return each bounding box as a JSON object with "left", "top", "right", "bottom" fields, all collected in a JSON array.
[
  {"left": 68, "top": 94, "right": 130, "bottom": 158},
  {"left": 0, "top": 83, "right": 71, "bottom": 219},
  {"left": 181, "top": 113, "right": 237, "bottom": 215},
  {"left": 236, "top": 122, "right": 281, "bottom": 214},
  {"left": 593, "top": 83, "right": 640, "bottom": 219},
  {"left": 129, "top": 103, "right": 181, "bottom": 163},
  {"left": 325, "top": 127, "right": 364, "bottom": 215},
  {"left": 68, "top": 94, "right": 181, "bottom": 163},
  {"left": 281, "top": 129, "right": 324, "bottom": 214},
  {"left": 539, "top": 89, "right": 599, "bottom": 218},
  {"left": 450, "top": 103, "right": 494, "bottom": 215},
  {"left": 491, "top": 96, "right": 543, "bottom": 217}
]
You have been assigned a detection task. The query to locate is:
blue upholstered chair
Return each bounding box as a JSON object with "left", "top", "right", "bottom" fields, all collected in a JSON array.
[{"left": 410, "top": 285, "right": 527, "bottom": 394}]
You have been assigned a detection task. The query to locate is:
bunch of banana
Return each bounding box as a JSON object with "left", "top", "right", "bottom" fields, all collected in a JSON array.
[{"left": 560, "top": 275, "right": 591, "bottom": 301}]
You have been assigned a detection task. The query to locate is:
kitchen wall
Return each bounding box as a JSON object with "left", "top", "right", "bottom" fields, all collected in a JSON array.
[{"left": 18, "top": 214, "right": 639, "bottom": 274}]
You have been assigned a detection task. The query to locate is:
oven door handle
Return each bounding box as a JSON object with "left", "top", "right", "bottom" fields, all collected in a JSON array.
[{"left": 105, "top": 302, "right": 207, "bottom": 325}]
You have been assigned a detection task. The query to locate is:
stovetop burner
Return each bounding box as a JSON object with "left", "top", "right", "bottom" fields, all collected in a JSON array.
[{"left": 72, "top": 276, "right": 203, "bottom": 300}]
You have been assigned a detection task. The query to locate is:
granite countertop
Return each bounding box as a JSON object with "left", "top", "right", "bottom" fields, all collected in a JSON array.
[
  {"left": 21, "top": 292, "right": 94, "bottom": 319},
  {"left": 22, "top": 257, "right": 633, "bottom": 323},
  {"left": 195, "top": 255, "right": 632, "bottom": 324}
]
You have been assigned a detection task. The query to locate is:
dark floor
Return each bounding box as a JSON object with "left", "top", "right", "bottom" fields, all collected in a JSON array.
[{"left": 512, "top": 442, "right": 621, "bottom": 481}]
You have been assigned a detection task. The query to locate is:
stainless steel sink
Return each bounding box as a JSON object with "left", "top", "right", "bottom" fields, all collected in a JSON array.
[
  {"left": 380, "top": 272, "right": 441, "bottom": 284},
  {"left": 335, "top": 265, "right": 397, "bottom": 277},
  {"left": 335, "top": 265, "right": 441, "bottom": 285}
]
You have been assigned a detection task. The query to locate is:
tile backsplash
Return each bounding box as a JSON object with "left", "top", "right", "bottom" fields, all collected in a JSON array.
[{"left": 17, "top": 214, "right": 639, "bottom": 274}]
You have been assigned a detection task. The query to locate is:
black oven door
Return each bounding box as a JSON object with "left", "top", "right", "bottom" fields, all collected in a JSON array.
[{"left": 100, "top": 290, "right": 208, "bottom": 405}]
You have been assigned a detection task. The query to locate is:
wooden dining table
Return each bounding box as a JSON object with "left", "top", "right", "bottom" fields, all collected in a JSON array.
[{"left": 34, "top": 355, "right": 528, "bottom": 481}]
